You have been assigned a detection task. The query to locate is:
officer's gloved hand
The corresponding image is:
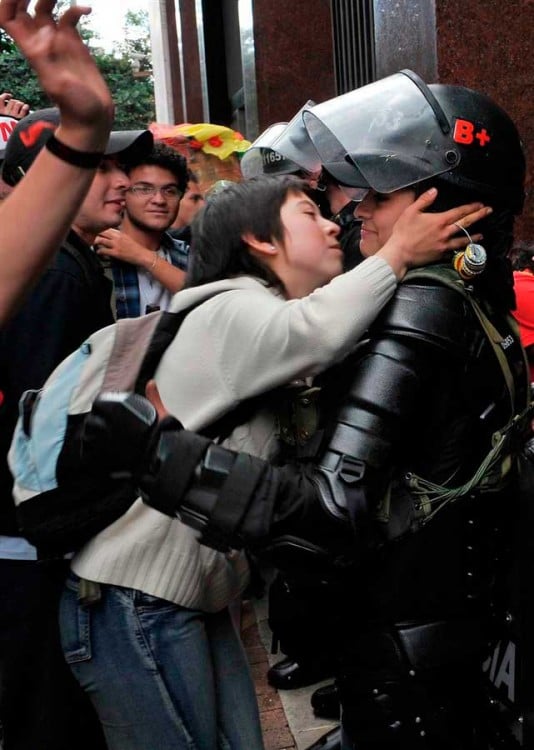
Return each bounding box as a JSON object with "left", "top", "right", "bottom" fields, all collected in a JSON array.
[
  {"left": 81, "top": 391, "right": 215, "bottom": 522},
  {"left": 80, "top": 392, "right": 181, "bottom": 480}
]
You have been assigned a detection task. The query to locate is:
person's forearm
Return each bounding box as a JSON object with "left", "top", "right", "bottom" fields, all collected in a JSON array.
[
  {"left": 0, "top": 0, "right": 114, "bottom": 325},
  {"left": 143, "top": 254, "right": 186, "bottom": 294},
  {"left": 374, "top": 189, "right": 491, "bottom": 280}
]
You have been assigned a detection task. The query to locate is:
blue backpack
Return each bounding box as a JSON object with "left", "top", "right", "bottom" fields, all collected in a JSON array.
[{"left": 8, "top": 284, "right": 233, "bottom": 555}]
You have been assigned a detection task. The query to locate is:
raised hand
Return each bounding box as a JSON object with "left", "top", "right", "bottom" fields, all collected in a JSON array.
[
  {"left": 395, "top": 188, "right": 491, "bottom": 255},
  {"left": 0, "top": 1, "right": 117, "bottom": 324},
  {"left": 0, "top": 91, "right": 30, "bottom": 119},
  {"left": 96, "top": 229, "right": 152, "bottom": 267},
  {"left": 378, "top": 188, "right": 492, "bottom": 278},
  {"left": 96, "top": 229, "right": 188, "bottom": 294}
]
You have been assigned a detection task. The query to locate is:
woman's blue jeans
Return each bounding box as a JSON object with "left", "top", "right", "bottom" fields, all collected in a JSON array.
[{"left": 59, "top": 574, "right": 264, "bottom": 750}]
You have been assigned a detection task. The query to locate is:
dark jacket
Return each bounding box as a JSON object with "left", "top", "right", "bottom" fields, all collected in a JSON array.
[{"left": 0, "top": 230, "right": 113, "bottom": 534}]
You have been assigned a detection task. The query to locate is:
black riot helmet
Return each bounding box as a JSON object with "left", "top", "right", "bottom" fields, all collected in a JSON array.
[
  {"left": 302, "top": 70, "right": 526, "bottom": 214},
  {"left": 240, "top": 123, "right": 303, "bottom": 178},
  {"left": 240, "top": 101, "right": 322, "bottom": 180}
]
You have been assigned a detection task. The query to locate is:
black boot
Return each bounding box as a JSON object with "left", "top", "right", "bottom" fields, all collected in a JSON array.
[
  {"left": 311, "top": 682, "right": 340, "bottom": 720},
  {"left": 267, "top": 657, "right": 334, "bottom": 690}
]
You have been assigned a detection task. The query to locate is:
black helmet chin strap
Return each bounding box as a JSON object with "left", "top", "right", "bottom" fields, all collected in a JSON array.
[{"left": 400, "top": 69, "right": 451, "bottom": 135}]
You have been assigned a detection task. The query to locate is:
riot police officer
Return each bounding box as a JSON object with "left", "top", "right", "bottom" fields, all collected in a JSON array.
[{"left": 89, "top": 72, "right": 529, "bottom": 749}]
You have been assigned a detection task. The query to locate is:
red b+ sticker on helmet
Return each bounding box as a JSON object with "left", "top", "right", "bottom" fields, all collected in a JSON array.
[{"left": 453, "top": 119, "right": 491, "bottom": 147}]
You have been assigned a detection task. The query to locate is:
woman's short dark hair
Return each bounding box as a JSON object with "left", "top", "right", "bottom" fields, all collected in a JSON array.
[
  {"left": 186, "top": 175, "right": 308, "bottom": 289},
  {"left": 186, "top": 169, "right": 199, "bottom": 185}
]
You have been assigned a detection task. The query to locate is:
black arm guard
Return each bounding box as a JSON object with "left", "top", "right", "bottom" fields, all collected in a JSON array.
[
  {"left": 138, "top": 276, "right": 472, "bottom": 559},
  {"left": 141, "top": 433, "right": 279, "bottom": 553},
  {"left": 140, "top": 422, "right": 351, "bottom": 566},
  {"left": 140, "top": 276, "right": 526, "bottom": 570}
]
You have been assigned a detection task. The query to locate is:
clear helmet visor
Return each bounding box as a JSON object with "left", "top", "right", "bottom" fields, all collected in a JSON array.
[
  {"left": 269, "top": 100, "right": 321, "bottom": 176},
  {"left": 240, "top": 101, "right": 322, "bottom": 179},
  {"left": 302, "top": 72, "right": 459, "bottom": 193}
]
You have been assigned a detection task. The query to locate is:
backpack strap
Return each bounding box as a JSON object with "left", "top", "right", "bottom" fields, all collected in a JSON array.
[
  {"left": 134, "top": 306, "right": 202, "bottom": 397},
  {"left": 133, "top": 291, "right": 290, "bottom": 444},
  {"left": 102, "top": 311, "right": 163, "bottom": 392},
  {"left": 133, "top": 302, "right": 283, "bottom": 443},
  {"left": 469, "top": 297, "right": 519, "bottom": 412}
]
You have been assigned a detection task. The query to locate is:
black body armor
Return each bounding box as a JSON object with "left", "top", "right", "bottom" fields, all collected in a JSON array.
[{"left": 131, "top": 267, "right": 529, "bottom": 748}]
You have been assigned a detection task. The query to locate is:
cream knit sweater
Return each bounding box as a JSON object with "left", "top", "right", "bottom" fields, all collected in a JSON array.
[{"left": 72, "top": 256, "right": 396, "bottom": 611}]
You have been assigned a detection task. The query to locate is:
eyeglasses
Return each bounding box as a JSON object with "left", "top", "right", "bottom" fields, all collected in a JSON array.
[{"left": 128, "top": 184, "right": 183, "bottom": 199}]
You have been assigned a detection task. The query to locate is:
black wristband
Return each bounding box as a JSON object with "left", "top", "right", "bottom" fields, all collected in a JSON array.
[{"left": 45, "top": 133, "right": 104, "bottom": 169}]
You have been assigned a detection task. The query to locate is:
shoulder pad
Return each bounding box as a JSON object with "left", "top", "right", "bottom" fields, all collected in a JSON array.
[{"left": 373, "top": 277, "right": 475, "bottom": 355}]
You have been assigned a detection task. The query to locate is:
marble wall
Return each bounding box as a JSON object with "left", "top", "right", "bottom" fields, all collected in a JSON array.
[
  {"left": 177, "top": 0, "right": 204, "bottom": 124},
  {"left": 436, "top": 0, "right": 533, "bottom": 239},
  {"left": 252, "top": 0, "right": 336, "bottom": 130},
  {"left": 172, "top": 0, "right": 531, "bottom": 238}
]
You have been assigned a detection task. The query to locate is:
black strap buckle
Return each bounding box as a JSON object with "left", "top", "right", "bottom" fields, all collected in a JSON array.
[{"left": 339, "top": 456, "right": 366, "bottom": 485}]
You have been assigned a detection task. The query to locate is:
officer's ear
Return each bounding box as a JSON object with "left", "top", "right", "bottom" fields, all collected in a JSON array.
[{"left": 242, "top": 232, "right": 278, "bottom": 259}]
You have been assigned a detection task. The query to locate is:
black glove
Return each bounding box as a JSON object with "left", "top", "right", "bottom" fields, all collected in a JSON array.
[{"left": 80, "top": 392, "right": 181, "bottom": 479}]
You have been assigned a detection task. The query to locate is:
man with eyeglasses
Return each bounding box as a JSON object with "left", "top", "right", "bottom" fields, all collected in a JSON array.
[{"left": 95, "top": 142, "right": 190, "bottom": 318}]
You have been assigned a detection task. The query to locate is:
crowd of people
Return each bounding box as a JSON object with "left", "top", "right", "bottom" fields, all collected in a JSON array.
[{"left": 0, "top": 2, "right": 531, "bottom": 750}]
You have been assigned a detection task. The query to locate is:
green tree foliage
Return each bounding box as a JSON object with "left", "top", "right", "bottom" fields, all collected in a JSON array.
[{"left": 0, "top": 7, "right": 155, "bottom": 130}]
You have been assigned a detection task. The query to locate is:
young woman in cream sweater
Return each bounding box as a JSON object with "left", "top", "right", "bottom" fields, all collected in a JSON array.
[{"left": 60, "top": 176, "right": 487, "bottom": 750}]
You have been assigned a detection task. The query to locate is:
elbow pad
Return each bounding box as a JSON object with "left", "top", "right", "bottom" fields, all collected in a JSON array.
[
  {"left": 141, "top": 433, "right": 270, "bottom": 553},
  {"left": 313, "top": 345, "right": 418, "bottom": 529}
]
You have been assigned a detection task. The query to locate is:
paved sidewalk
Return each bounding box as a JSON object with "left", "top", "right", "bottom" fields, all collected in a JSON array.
[
  {"left": 241, "top": 599, "right": 296, "bottom": 750},
  {"left": 241, "top": 598, "right": 339, "bottom": 750}
]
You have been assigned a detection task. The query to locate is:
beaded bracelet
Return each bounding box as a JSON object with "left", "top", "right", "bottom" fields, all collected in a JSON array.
[
  {"left": 45, "top": 134, "right": 104, "bottom": 169},
  {"left": 149, "top": 253, "right": 159, "bottom": 272}
]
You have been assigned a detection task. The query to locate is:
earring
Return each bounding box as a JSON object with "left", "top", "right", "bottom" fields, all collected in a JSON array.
[{"left": 452, "top": 223, "right": 487, "bottom": 280}]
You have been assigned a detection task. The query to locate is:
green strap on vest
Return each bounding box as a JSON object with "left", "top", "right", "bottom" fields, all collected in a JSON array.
[
  {"left": 404, "top": 265, "right": 526, "bottom": 412},
  {"left": 399, "top": 265, "right": 531, "bottom": 524}
]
